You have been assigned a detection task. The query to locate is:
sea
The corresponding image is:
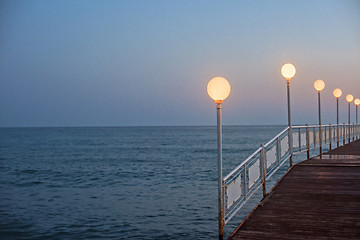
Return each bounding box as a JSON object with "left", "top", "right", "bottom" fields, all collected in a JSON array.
[{"left": 0, "top": 126, "right": 311, "bottom": 239}]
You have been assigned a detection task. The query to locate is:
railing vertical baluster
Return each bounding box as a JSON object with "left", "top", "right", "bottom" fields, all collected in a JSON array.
[
  {"left": 349, "top": 124, "right": 351, "bottom": 142},
  {"left": 313, "top": 127, "right": 316, "bottom": 148},
  {"left": 260, "top": 144, "right": 266, "bottom": 198},
  {"left": 329, "top": 124, "right": 332, "bottom": 150},
  {"left": 352, "top": 123, "right": 355, "bottom": 142},
  {"left": 306, "top": 124, "right": 310, "bottom": 159},
  {"left": 343, "top": 123, "right": 346, "bottom": 145},
  {"left": 337, "top": 121, "right": 339, "bottom": 148},
  {"left": 243, "top": 167, "right": 247, "bottom": 198},
  {"left": 298, "top": 128, "right": 301, "bottom": 152},
  {"left": 354, "top": 124, "right": 356, "bottom": 141},
  {"left": 325, "top": 126, "right": 327, "bottom": 145},
  {"left": 276, "top": 137, "right": 280, "bottom": 166},
  {"left": 340, "top": 125, "right": 342, "bottom": 145},
  {"left": 356, "top": 124, "right": 357, "bottom": 140}
]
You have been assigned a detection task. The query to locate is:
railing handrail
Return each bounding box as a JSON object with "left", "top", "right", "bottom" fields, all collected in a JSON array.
[
  {"left": 263, "top": 126, "right": 289, "bottom": 148},
  {"left": 224, "top": 127, "right": 290, "bottom": 181},
  {"left": 293, "top": 123, "right": 356, "bottom": 128},
  {"left": 224, "top": 146, "right": 262, "bottom": 181}
]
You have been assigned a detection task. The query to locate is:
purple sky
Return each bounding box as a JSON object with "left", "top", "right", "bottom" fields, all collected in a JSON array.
[{"left": 0, "top": 0, "right": 359, "bottom": 127}]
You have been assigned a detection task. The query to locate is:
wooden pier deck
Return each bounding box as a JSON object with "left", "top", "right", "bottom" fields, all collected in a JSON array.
[{"left": 228, "top": 140, "right": 360, "bottom": 240}]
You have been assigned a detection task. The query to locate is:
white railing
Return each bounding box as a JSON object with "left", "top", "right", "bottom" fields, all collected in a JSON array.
[{"left": 223, "top": 123, "right": 360, "bottom": 224}]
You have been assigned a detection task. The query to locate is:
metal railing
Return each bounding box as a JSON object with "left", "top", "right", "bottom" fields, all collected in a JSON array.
[{"left": 223, "top": 123, "right": 360, "bottom": 224}]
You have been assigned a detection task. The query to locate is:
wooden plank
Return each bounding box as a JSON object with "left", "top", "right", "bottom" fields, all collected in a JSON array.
[{"left": 228, "top": 140, "right": 360, "bottom": 240}]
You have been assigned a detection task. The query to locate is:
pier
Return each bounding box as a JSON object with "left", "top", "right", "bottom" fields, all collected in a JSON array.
[{"left": 228, "top": 139, "right": 360, "bottom": 239}]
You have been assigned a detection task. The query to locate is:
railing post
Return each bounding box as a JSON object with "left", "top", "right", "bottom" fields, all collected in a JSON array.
[
  {"left": 343, "top": 123, "right": 346, "bottom": 145},
  {"left": 329, "top": 124, "right": 332, "bottom": 150},
  {"left": 352, "top": 123, "right": 355, "bottom": 142},
  {"left": 260, "top": 144, "right": 266, "bottom": 198},
  {"left": 306, "top": 124, "right": 310, "bottom": 159}
]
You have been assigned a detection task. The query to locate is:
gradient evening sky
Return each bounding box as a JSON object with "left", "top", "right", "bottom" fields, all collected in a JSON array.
[{"left": 0, "top": 0, "right": 359, "bottom": 127}]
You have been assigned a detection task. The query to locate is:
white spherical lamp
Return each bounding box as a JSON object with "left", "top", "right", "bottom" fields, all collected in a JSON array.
[
  {"left": 333, "top": 88, "right": 342, "bottom": 98},
  {"left": 207, "top": 77, "right": 231, "bottom": 104},
  {"left": 281, "top": 63, "right": 296, "bottom": 81},
  {"left": 314, "top": 80, "right": 325, "bottom": 92}
]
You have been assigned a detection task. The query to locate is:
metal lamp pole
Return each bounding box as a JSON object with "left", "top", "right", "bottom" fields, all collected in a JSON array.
[
  {"left": 281, "top": 63, "right": 296, "bottom": 166},
  {"left": 348, "top": 101, "right": 351, "bottom": 142},
  {"left": 314, "top": 80, "right": 325, "bottom": 156},
  {"left": 337, "top": 97, "right": 340, "bottom": 147},
  {"left": 346, "top": 94, "right": 353, "bottom": 143},
  {"left": 355, "top": 99, "right": 360, "bottom": 140},
  {"left": 287, "top": 80, "right": 293, "bottom": 166},
  {"left": 357, "top": 105, "right": 359, "bottom": 140},
  {"left": 356, "top": 100, "right": 359, "bottom": 140},
  {"left": 207, "top": 77, "right": 231, "bottom": 240},
  {"left": 216, "top": 102, "right": 223, "bottom": 240},
  {"left": 333, "top": 89, "right": 342, "bottom": 147},
  {"left": 318, "top": 91, "right": 322, "bottom": 155}
]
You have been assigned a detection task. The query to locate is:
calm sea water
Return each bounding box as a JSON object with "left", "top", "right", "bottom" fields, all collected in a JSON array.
[{"left": 0, "top": 126, "right": 298, "bottom": 239}]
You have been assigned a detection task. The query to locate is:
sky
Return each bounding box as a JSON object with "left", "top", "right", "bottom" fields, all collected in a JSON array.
[{"left": 0, "top": 0, "right": 359, "bottom": 127}]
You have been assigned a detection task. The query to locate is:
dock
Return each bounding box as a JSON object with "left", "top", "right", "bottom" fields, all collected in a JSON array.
[{"left": 228, "top": 139, "right": 360, "bottom": 239}]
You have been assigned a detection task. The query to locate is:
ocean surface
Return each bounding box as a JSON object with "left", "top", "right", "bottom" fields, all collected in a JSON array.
[{"left": 0, "top": 126, "right": 309, "bottom": 239}]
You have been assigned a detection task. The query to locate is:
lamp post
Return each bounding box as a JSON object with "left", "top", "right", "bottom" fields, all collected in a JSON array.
[
  {"left": 346, "top": 94, "right": 353, "bottom": 142},
  {"left": 355, "top": 99, "right": 360, "bottom": 140},
  {"left": 314, "top": 80, "right": 325, "bottom": 156},
  {"left": 207, "top": 76, "right": 231, "bottom": 240},
  {"left": 281, "top": 63, "right": 296, "bottom": 165},
  {"left": 333, "top": 88, "right": 342, "bottom": 147}
]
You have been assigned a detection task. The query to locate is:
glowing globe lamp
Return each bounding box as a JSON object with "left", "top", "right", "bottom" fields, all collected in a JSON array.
[
  {"left": 346, "top": 94, "right": 354, "bottom": 103},
  {"left": 314, "top": 80, "right": 325, "bottom": 92},
  {"left": 281, "top": 63, "right": 296, "bottom": 81},
  {"left": 207, "top": 77, "right": 231, "bottom": 104},
  {"left": 333, "top": 88, "right": 342, "bottom": 98},
  {"left": 355, "top": 99, "right": 360, "bottom": 106}
]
